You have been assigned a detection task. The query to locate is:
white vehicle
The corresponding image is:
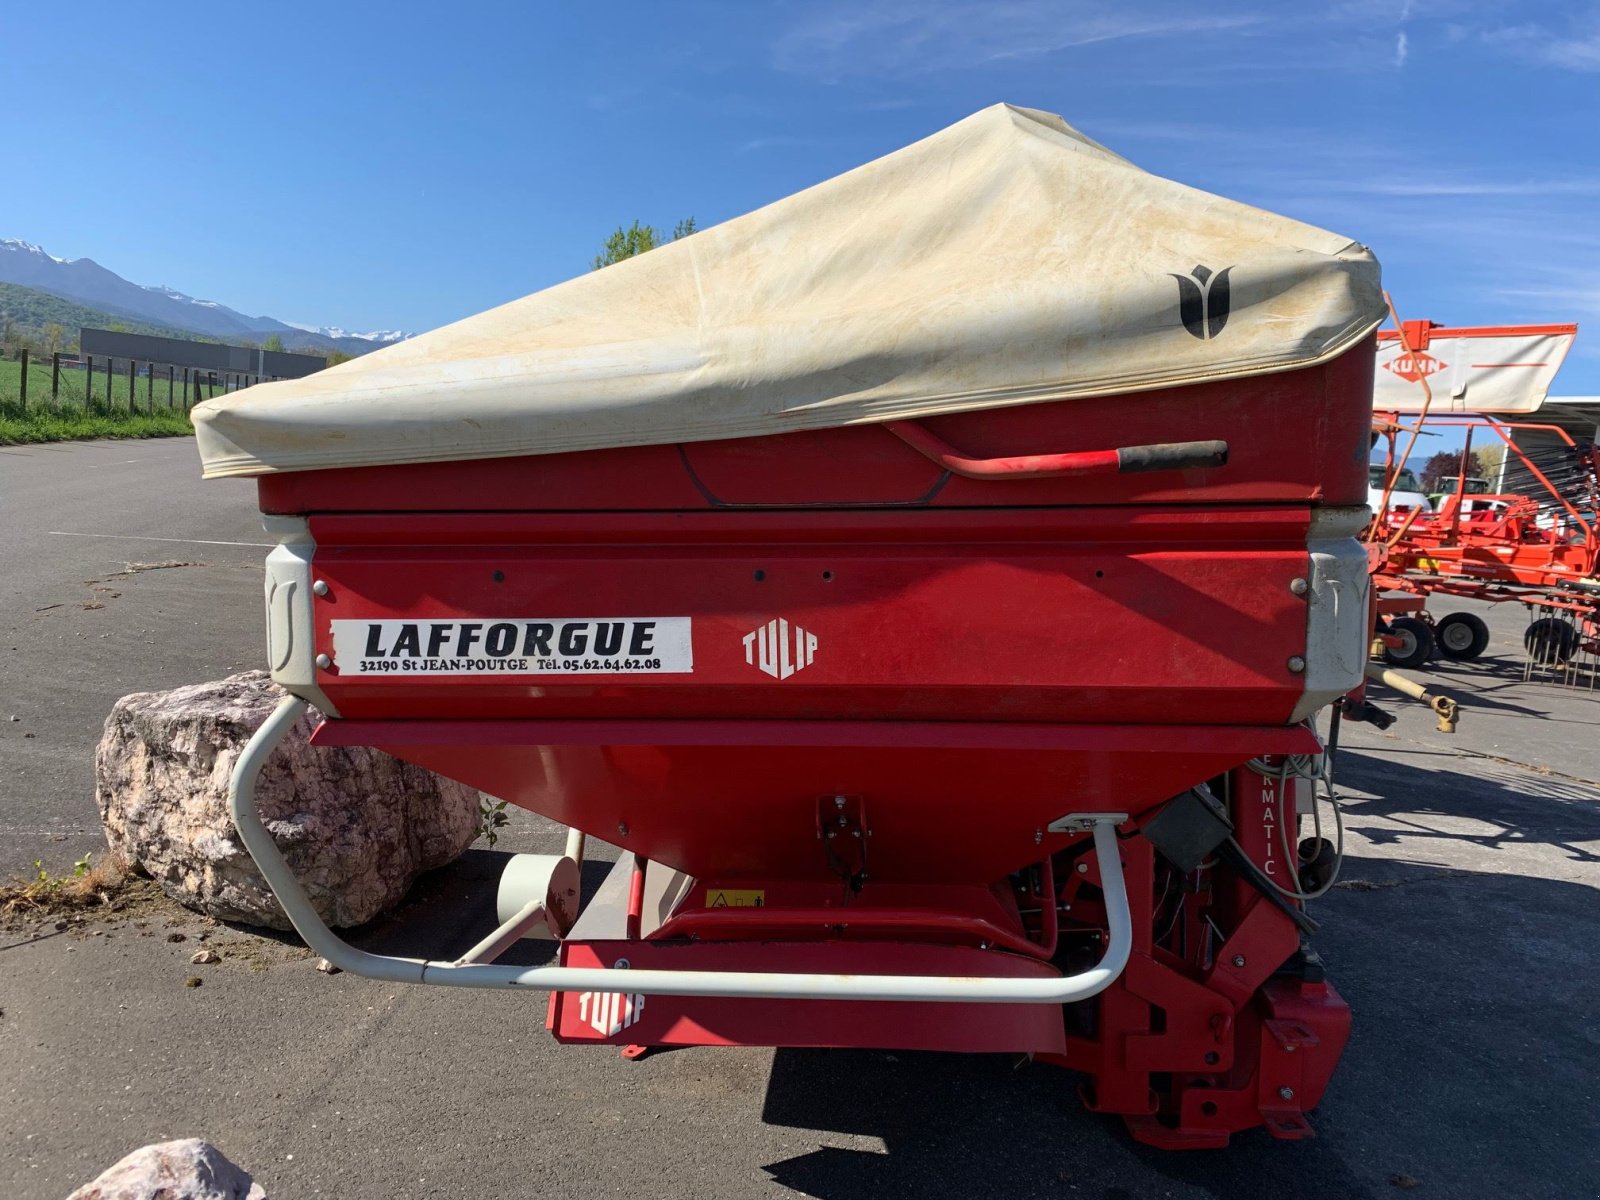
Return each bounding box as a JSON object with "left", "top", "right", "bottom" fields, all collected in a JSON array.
[{"left": 1369, "top": 464, "right": 1433, "bottom": 516}]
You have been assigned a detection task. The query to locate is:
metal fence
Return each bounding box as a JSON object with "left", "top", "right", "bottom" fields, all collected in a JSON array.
[{"left": 5, "top": 329, "right": 328, "bottom": 413}]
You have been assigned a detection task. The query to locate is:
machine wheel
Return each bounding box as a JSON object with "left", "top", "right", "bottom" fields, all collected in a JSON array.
[
  {"left": 1383, "top": 617, "right": 1435, "bottom": 669},
  {"left": 1435, "top": 612, "right": 1490, "bottom": 661},
  {"left": 1525, "top": 617, "right": 1579, "bottom": 666}
]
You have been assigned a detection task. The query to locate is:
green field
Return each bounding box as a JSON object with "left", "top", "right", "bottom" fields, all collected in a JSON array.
[{"left": 0, "top": 355, "right": 209, "bottom": 444}]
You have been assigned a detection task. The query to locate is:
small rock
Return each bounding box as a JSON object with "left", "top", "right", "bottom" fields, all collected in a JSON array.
[
  {"left": 7, "top": 715, "right": 18, "bottom": 722},
  {"left": 22, "top": 731, "right": 34, "bottom": 738},
  {"left": 315, "top": 958, "right": 342, "bottom": 975},
  {"left": 166, "top": 932, "right": 187, "bottom": 943},
  {"left": 1389, "top": 1175, "right": 1420, "bottom": 1190},
  {"left": 55, "top": 920, "right": 69, "bottom": 932},
  {"left": 65, "top": 1137, "right": 265, "bottom": 1199},
  {"left": 190, "top": 949, "right": 220, "bottom": 965},
  {"left": 184, "top": 976, "right": 203, "bottom": 988}
]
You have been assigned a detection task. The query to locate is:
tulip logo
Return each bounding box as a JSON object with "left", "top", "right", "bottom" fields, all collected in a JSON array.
[
  {"left": 1171, "top": 264, "right": 1233, "bottom": 340},
  {"left": 742, "top": 617, "right": 818, "bottom": 680},
  {"left": 577, "top": 989, "right": 644, "bottom": 1037}
]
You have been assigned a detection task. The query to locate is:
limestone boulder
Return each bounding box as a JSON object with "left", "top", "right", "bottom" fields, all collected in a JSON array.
[
  {"left": 66, "top": 1139, "right": 265, "bottom": 1199},
  {"left": 96, "top": 671, "right": 479, "bottom": 930}
]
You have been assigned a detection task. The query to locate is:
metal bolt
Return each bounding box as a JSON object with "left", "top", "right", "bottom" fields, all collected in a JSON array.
[
  {"left": 1034, "top": 829, "right": 1043, "bottom": 845},
  {"left": 314, "top": 653, "right": 332, "bottom": 669},
  {"left": 312, "top": 580, "right": 330, "bottom": 597},
  {"left": 617, "top": 822, "right": 629, "bottom": 837},
  {"left": 1278, "top": 1086, "right": 1295, "bottom": 1101},
  {"left": 1286, "top": 655, "right": 1306, "bottom": 674},
  {"left": 838, "top": 814, "right": 848, "bottom": 827},
  {"left": 835, "top": 795, "right": 847, "bottom": 809},
  {"left": 1232, "top": 954, "right": 1246, "bottom": 968},
  {"left": 1076, "top": 862, "right": 1089, "bottom": 875},
  {"left": 1289, "top": 577, "right": 1309, "bottom": 596}
]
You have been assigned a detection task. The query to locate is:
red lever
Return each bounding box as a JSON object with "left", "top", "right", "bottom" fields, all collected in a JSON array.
[{"left": 885, "top": 421, "right": 1228, "bottom": 481}]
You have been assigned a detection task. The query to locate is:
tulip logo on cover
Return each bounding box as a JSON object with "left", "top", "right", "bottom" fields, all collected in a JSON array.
[
  {"left": 1171, "top": 264, "right": 1233, "bottom": 341},
  {"left": 742, "top": 618, "right": 818, "bottom": 680}
]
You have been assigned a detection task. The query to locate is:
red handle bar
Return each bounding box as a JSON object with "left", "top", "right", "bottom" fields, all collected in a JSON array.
[{"left": 885, "top": 421, "right": 1228, "bottom": 481}]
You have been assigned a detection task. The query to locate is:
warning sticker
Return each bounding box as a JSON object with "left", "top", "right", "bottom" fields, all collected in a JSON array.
[
  {"left": 329, "top": 617, "right": 693, "bottom": 676},
  {"left": 707, "top": 889, "right": 765, "bottom": 909}
]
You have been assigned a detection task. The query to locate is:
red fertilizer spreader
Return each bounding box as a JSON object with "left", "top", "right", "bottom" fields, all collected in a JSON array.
[{"left": 195, "top": 105, "right": 1382, "bottom": 1148}]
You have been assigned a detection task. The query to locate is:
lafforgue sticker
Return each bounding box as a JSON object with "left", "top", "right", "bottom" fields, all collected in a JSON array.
[{"left": 329, "top": 617, "right": 693, "bottom": 675}]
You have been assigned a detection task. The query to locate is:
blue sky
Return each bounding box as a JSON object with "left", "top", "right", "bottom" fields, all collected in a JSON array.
[{"left": 7, "top": 2, "right": 1598, "bottom": 391}]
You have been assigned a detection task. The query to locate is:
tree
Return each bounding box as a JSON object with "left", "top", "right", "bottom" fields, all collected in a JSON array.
[
  {"left": 592, "top": 217, "right": 697, "bottom": 270},
  {"left": 1476, "top": 442, "right": 1506, "bottom": 487},
  {"left": 42, "top": 322, "right": 64, "bottom": 356},
  {"left": 1420, "top": 448, "right": 1491, "bottom": 493},
  {"left": 263, "top": 334, "right": 285, "bottom": 353}
]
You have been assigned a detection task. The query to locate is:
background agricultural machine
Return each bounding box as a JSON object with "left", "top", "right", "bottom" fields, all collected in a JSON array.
[{"left": 1367, "top": 322, "right": 1595, "bottom": 680}]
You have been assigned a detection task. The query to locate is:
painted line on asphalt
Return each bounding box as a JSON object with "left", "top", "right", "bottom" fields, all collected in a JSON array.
[{"left": 48, "top": 531, "right": 272, "bottom": 548}]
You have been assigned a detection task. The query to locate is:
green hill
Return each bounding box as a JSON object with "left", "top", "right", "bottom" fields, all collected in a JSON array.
[{"left": 0, "top": 282, "right": 210, "bottom": 352}]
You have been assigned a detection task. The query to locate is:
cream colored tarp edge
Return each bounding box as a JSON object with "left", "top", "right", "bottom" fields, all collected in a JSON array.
[
  {"left": 194, "top": 311, "right": 1379, "bottom": 480},
  {"left": 194, "top": 104, "right": 1385, "bottom": 480}
]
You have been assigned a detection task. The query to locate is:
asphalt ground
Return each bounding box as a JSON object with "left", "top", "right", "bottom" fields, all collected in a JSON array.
[
  {"left": 0, "top": 437, "right": 265, "bottom": 881},
  {"left": 2, "top": 439, "right": 1597, "bottom": 1199}
]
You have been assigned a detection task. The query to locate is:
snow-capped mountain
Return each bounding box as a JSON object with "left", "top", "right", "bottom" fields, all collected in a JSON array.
[
  {"left": 285, "top": 322, "right": 410, "bottom": 344},
  {"left": 0, "top": 237, "right": 411, "bottom": 354}
]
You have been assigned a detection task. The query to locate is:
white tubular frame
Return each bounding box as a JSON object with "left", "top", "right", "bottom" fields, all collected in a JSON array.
[{"left": 231, "top": 697, "right": 1133, "bottom": 1004}]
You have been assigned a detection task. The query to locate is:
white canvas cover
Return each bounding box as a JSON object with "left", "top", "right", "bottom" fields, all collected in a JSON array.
[
  {"left": 1372, "top": 324, "right": 1578, "bottom": 414},
  {"left": 193, "top": 104, "right": 1384, "bottom": 479}
]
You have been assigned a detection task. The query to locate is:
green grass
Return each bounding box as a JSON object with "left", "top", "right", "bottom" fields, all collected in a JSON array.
[
  {"left": 0, "top": 356, "right": 214, "bottom": 445},
  {"left": 0, "top": 405, "right": 194, "bottom": 444}
]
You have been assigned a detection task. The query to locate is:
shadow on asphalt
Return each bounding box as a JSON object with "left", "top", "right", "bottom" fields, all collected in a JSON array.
[
  {"left": 1420, "top": 652, "right": 1600, "bottom": 713},
  {"left": 273, "top": 848, "right": 614, "bottom": 967},
  {"left": 757, "top": 1047, "right": 1380, "bottom": 1199},
  {"left": 1338, "top": 746, "right": 1600, "bottom": 864}
]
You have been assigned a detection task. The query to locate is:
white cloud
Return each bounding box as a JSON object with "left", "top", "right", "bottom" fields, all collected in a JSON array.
[
  {"left": 1483, "top": 15, "right": 1600, "bottom": 72},
  {"left": 1349, "top": 178, "right": 1600, "bottom": 197},
  {"left": 737, "top": 135, "right": 823, "bottom": 154},
  {"left": 1496, "top": 282, "right": 1600, "bottom": 322},
  {"left": 771, "top": 2, "right": 1261, "bottom": 77},
  {"left": 1395, "top": 30, "right": 1409, "bottom": 66}
]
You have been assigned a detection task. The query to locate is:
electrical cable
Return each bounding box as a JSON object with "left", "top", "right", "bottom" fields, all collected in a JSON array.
[{"left": 1238, "top": 718, "right": 1346, "bottom": 902}]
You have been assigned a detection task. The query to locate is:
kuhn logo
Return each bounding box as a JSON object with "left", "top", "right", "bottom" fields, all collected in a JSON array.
[
  {"left": 1384, "top": 351, "right": 1447, "bottom": 382},
  {"left": 1171, "top": 264, "right": 1232, "bottom": 340},
  {"left": 743, "top": 618, "right": 817, "bottom": 680},
  {"left": 577, "top": 989, "right": 645, "bottom": 1037}
]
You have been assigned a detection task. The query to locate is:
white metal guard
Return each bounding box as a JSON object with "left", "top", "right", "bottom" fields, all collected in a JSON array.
[{"left": 230, "top": 696, "right": 1133, "bottom": 1004}]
